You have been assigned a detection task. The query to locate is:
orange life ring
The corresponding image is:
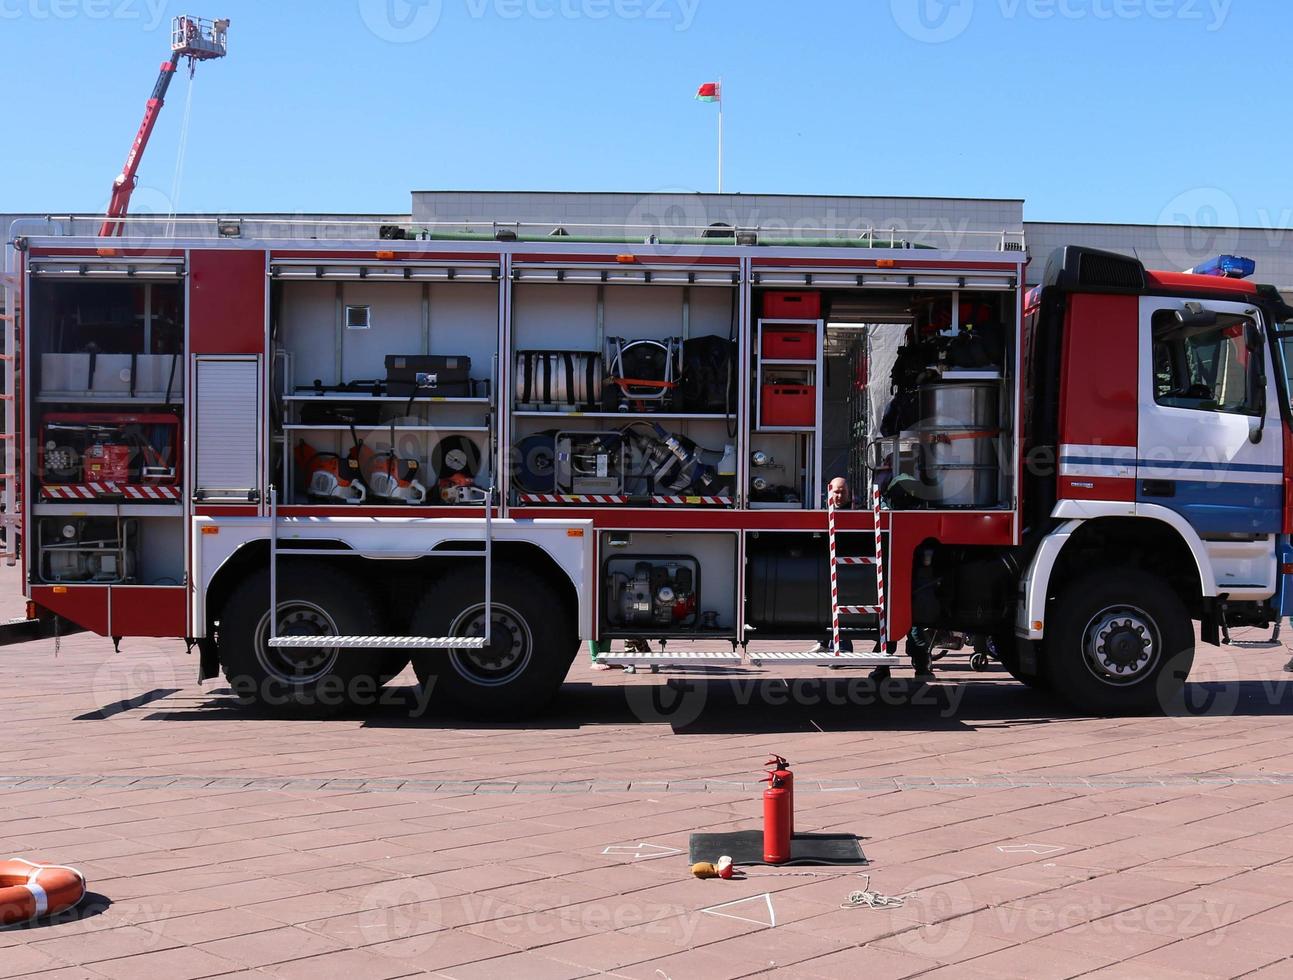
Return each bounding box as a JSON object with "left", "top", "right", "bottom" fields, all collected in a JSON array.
[{"left": 0, "top": 859, "right": 86, "bottom": 925}]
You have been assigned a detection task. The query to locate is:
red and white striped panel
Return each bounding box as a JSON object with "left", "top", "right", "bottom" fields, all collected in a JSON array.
[
  {"left": 650, "top": 495, "right": 733, "bottom": 506},
  {"left": 833, "top": 555, "right": 878, "bottom": 565},
  {"left": 123, "top": 485, "right": 182, "bottom": 501},
  {"left": 40, "top": 483, "right": 181, "bottom": 501},
  {"left": 518, "top": 493, "right": 629, "bottom": 505},
  {"left": 41, "top": 483, "right": 118, "bottom": 500}
]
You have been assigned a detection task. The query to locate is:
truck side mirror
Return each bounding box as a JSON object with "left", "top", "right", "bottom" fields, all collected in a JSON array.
[
  {"left": 1249, "top": 320, "right": 1268, "bottom": 444},
  {"left": 1251, "top": 360, "right": 1268, "bottom": 444}
]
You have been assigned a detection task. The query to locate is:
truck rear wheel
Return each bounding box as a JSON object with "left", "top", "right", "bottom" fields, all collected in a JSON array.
[
  {"left": 219, "top": 564, "right": 404, "bottom": 712},
  {"left": 1045, "top": 569, "right": 1194, "bottom": 714},
  {"left": 411, "top": 566, "right": 576, "bottom": 718}
]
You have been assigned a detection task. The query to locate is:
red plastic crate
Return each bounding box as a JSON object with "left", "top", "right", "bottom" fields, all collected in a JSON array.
[
  {"left": 761, "top": 326, "right": 816, "bottom": 360},
  {"left": 761, "top": 384, "right": 816, "bottom": 427},
  {"left": 763, "top": 291, "right": 821, "bottom": 319}
]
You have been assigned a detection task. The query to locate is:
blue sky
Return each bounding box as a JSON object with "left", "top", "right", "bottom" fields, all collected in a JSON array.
[{"left": 2, "top": 0, "right": 1285, "bottom": 226}]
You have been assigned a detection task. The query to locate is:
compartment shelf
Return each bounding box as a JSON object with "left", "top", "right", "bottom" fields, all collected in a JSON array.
[
  {"left": 936, "top": 369, "right": 1003, "bottom": 381},
  {"left": 283, "top": 394, "right": 491, "bottom": 404},
  {"left": 512, "top": 411, "right": 731, "bottom": 421},
  {"left": 33, "top": 502, "right": 182, "bottom": 517},
  {"left": 283, "top": 424, "right": 489, "bottom": 433},
  {"left": 518, "top": 493, "right": 733, "bottom": 506},
  {"left": 36, "top": 394, "right": 181, "bottom": 405}
]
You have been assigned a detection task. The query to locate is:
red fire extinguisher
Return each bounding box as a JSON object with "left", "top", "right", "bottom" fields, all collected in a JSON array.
[
  {"left": 765, "top": 755, "right": 793, "bottom": 836},
  {"left": 762, "top": 772, "right": 792, "bottom": 865}
]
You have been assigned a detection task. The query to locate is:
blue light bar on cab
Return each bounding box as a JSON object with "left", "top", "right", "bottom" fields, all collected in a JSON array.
[{"left": 1187, "top": 255, "right": 1256, "bottom": 279}]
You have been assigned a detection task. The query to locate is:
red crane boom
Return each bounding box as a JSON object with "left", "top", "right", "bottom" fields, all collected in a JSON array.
[{"left": 99, "top": 15, "right": 229, "bottom": 238}]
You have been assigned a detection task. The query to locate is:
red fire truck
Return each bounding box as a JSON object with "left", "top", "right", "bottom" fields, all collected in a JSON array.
[{"left": 3, "top": 221, "right": 1290, "bottom": 716}]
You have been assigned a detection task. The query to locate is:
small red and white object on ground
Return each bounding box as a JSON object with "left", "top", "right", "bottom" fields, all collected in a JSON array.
[{"left": 0, "top": 859, "right": 87, "bottom": 925}]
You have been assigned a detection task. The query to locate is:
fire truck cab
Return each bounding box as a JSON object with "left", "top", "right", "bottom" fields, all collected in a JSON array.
[{"left": 4, "top": 222, "right": 1289, "bottom": 717}]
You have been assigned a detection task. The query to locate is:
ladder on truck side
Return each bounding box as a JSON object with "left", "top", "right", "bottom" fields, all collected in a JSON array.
[
  {"left": 747, "top": 487, "right": 898, "bottom": 668},
  {"left": 264, "top": 486, "right": 494, "bottom": 651},
  {"left": 599, "top": 488, "right": 900, "bottom": 671}
]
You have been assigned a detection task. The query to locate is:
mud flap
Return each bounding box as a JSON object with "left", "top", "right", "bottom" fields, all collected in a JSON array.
[{"left": 197, "top": 637, "right": 219, "bottom": 681}]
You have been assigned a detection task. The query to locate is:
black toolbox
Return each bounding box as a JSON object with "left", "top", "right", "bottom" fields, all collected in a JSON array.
[{"left": 384, "top": 355, "right": 473, "bottom": 397}]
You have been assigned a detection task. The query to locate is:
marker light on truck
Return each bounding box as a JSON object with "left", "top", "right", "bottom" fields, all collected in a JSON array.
[{"left": 1187, "top": 255, "right": 1256, "bottom": 279}]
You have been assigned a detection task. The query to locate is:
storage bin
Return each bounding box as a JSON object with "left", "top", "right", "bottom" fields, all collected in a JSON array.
[
  {"left": 762, "top": 291, "right": 821, "bottom": 319},
  {"left": 761, "top": 384, "right": 816, "bottom": 427},
  {"left": 761, "top": 327, "right": 816, "bottom": 360}
]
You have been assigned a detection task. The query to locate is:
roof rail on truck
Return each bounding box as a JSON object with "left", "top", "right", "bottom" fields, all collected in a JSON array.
[{"left": 27, "top": 216, "right": 1028, "bottom": 253}]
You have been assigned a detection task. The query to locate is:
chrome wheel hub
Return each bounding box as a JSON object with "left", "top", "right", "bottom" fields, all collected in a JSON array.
[
  {"left": 254, "top": 602, "right": 340, "bottom": 684},
  {"left": 448, "top": 603, "right": 532, "bottom": 687},
  {"left": 1083, "top": 606, "right": 1159, "bottom": 686}
]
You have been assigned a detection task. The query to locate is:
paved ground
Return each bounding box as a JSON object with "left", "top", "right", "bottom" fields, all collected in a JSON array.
[{"left": 4, "top": 565, "right": 1293, "bottom": 978}]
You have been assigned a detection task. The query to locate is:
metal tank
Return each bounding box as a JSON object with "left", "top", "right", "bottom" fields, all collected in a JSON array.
[{"left": 914, "top": 381, "right": 1001, "bottom": 508}]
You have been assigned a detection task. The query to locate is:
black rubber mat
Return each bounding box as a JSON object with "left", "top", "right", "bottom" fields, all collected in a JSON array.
[{"left": 689, "top": 831, "right": 867, "bottom": 866}]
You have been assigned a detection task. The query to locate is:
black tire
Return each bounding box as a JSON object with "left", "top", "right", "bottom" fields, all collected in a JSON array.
[
  {"left": 218, "top": 563, "right": 404, "bottom": 712},
  {"left": 411, "top": 565, "right": 576, "bottom": 718},
  {"left": 1044, "top": 569, "right": 1194, "bottom": 714}
]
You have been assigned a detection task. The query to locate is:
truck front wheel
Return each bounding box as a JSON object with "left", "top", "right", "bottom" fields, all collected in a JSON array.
[
  {"left": 1045, "top": 569, "right": 1194, "bottom": 714},
  {"left": 411, "top": 566, "right": 576, "bottom": 718}
]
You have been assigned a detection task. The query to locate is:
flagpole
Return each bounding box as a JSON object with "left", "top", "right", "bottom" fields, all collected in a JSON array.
[{"left": 717, "top": 76, "right": 724, "bottom": 193}]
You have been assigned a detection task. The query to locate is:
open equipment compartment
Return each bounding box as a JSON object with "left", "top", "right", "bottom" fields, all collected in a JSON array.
[
  {"left": 748, "top": 281, "right": 1017, "bottom": 513},
  {"left": 27, "top": 261, "right": 187, "bottom": 592},
  {"left": 509, "top": 272, "right": 740, "bottom": 507},
  {"left": 271, "top": 258, "right": 501, "bottom": 507},
  {"left": 856, "top": 290, "right": 1014, "bottom": 511},
  {"left": 599, "top": 530, "right": 738, "bottom": 640}
]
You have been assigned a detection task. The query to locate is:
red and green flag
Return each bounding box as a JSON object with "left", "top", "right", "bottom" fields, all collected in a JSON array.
[{"left": 695, "top": 81, "right": 721, "bottom": 103}]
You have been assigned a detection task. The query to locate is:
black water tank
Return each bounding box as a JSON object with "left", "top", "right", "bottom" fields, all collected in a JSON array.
[{"left": 746, "top": 535, "right": 877, "bottom": 634}]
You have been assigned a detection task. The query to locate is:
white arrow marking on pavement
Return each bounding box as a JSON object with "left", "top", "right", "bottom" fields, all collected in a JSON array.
[
  {"left": 602, "top": 842, "right": 683, "bottom": 859},
  {"left": 700, "top": 892, "right": 776, "bottom": 928},
  {"left": 997, "top": 843, "right": 1065, "bottom": 855}
]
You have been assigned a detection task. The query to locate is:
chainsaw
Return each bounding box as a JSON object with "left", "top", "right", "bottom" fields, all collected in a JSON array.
[
  {"left": 294, "top": 440, "right": 367, "bottom": 504},
  {"left": 363, "top": 449, "right": 428, "bottom": 504}
]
